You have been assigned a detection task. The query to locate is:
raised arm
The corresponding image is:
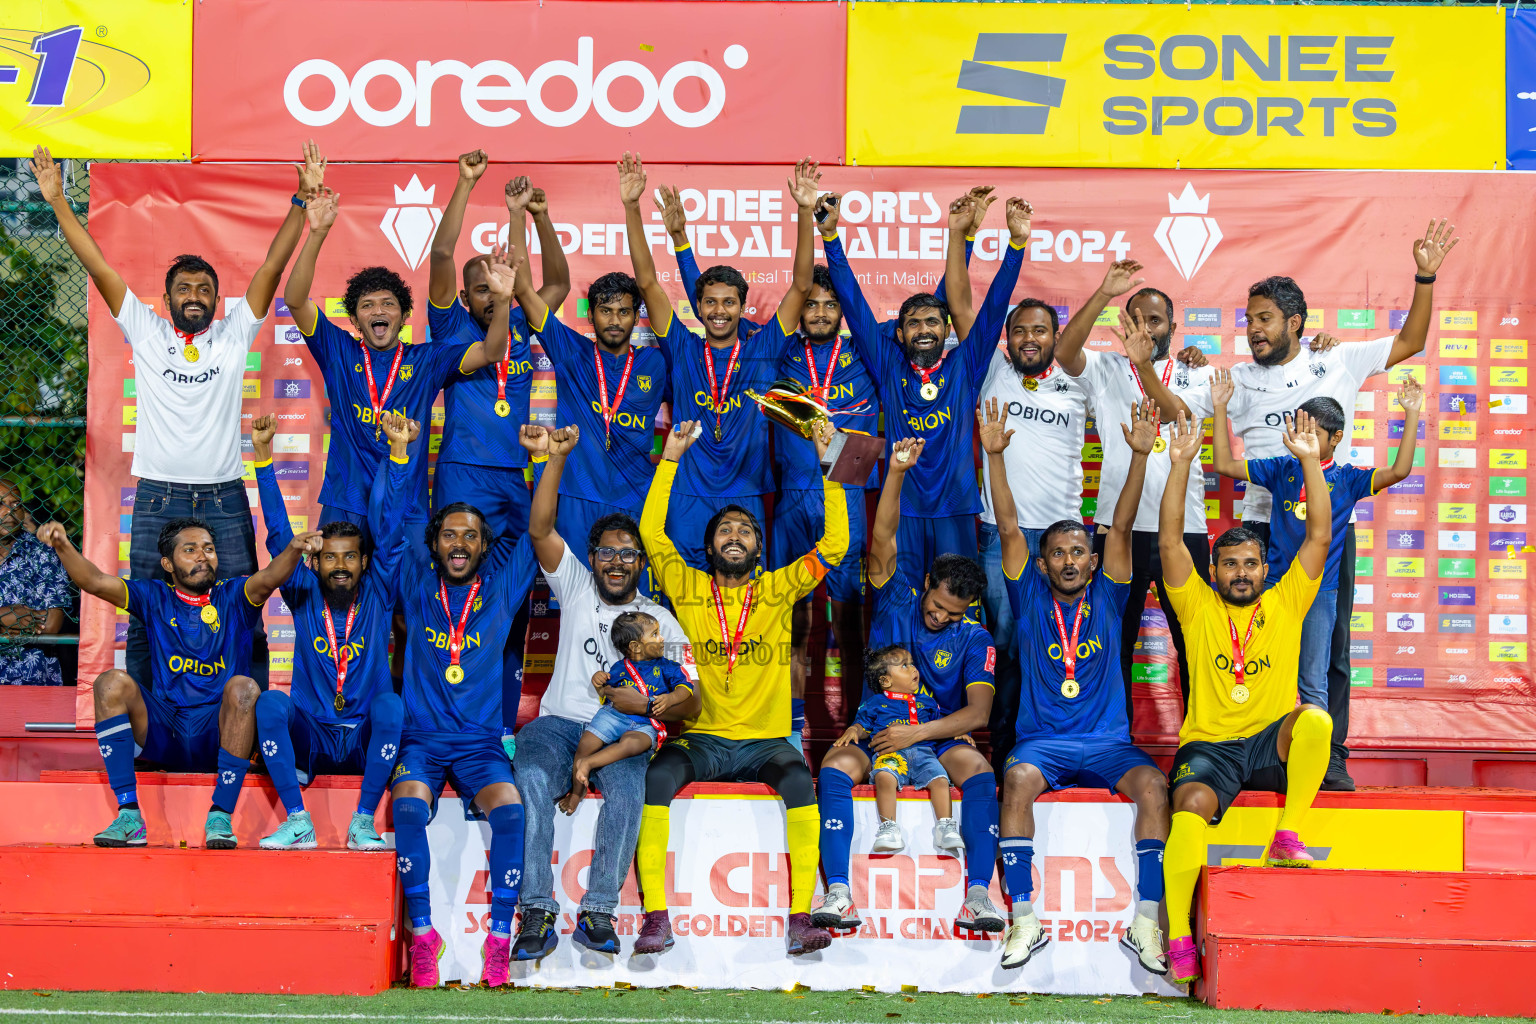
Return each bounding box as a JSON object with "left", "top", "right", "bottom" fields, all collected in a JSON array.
[
  {"left": 978, "top": 399, "right": 1028, "bottom": 578},
  {"left": 942, "top": 192, "right": 978, "bottom": 339},
  {"left": 1056, "top": 260, "right": 1146, "bottom": 377},
  {"left": 282, "top": 188, "right": 340, "bottom": 335},
  {"left": 1283, "top": 409, "right": 1332, "bottom": 579},
  {"left": 244, "top": 530, "right": 322, "bottom": 607},
  {"left": 1118, "top": 308, "right": 1194, "bottom": 423},
  {"left": 1390, "top": 219, "right": 1460, "bottom": 369},
  {"left": 251, "top": 413, "right": 293, "bottom": 557},
  {"left": 638, "top": 421, "right": 701, "bottom": 597},
  {"left": 428, "top": 149, "right": 489, "bottom": 308},
  {"left": 774, "top": 158, "right": 822, "bottom": 333},
  {"left": 1375, "top": 378, "right": 1423, "bottom": 491},
  {"left": 458, "top": 245, "right": 522, "bottom": 373},
  {"left": 815, "top": 195, "right": 883, "bottom": 365},
  {"left": 867, "top": 437, "right": 925, "bottom": 589},
  {"left": 521, "top": 423, "right": 575, "bottom": 573},
  {"left": 245, "top": 140, "right": 325, "bottom": 318},
  {"left": 367, "top": 412, "right": 421, "bottom": 587},
  {"left": 619, "top": 153, "right": 673, "bottom": 335},
  {"left": 1208, "top": 368, "right": 1248, "bottom": 481},
  {"left": 1159, "top": 413, "right": 1203, "bottom": 589},
  {"left": 29, "top": 147, "right": 126, "bottom": 316},
  {"left": 956, "top": 198, "right": 1030, "bottom": 354},
  {"left": 1105, "top": 399, "right": 1157, "bottom": 582},
  {"left": 526, "top": 186, "right": 571, "bottom": 310},
  {"left": 35, "top": 522, "right": 128, "bottom": 608}
]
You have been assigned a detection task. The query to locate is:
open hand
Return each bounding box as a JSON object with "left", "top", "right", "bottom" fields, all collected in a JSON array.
[
  {"left": 1005, "top": 197, "right": 1033, "bottom": 246},
  {"left": 654, "top": 183, "right": 687, "bottom": 240},
  {"left": 295, "top": 139, "right": 326, "bottom": 199},
  {"left": 1113, "top": 309, "right": 1154, "bottom": 365},
  {"left": 965, "top": 185, "right": 997, "bottom": 235},
  {"left": 27, "top": 146, "right": 64, "bottom": 204},
  {"left": 1210, "top": 367, "right": 1235, "bottom": 408},
  {"left": 1167, "top": 411, "right": 1203, "bottom": 465},
  {"left": 306, "top": 187, "right": 340, "bottom": 232},
  {"left": 977, "top": 397, "right": 1014, "bottom": 455},
  {"left": 1413, "top": 218, "right": 1459, "bottom": 276},
  {"left": 1100, "top": 259, "right": 1144, "bottom": 297},
  {"left": 787, "top": 157, "right": 821, "bottom": 210},
  {"left": 617, "top": 152, "right": 647, "bottom": 207},
  {"left": 1282, "top": 409, "right": 1322, "bottom": 461},
  {"left": 1397, "top": 376, "right": 1424, "bottom": 413},
  {"left": 1122, "top": 398, "right": 1159, "bottom": 456}
]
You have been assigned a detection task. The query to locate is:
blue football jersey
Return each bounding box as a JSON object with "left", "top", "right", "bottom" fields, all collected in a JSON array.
[
  {"left": 1007, "top": 564, "right": 1132, "bottom": 741},
  {"left": 776, "top": 334, "right": 881, "bottom": 491},
  {"left": 432, "top": 298, "right": 535, "bottom": 470},
  {"left": 123, "top": 577, "right": 264, "bottom": 708},
  {"left": 868, "top": 569, "right": 996, "bottom": 716},
  {"left": 853, "top": 687, "right": 942, "bottom": 735},
  {"left": 1248, "top": 457, "right": 1376, "bottom": 592}
]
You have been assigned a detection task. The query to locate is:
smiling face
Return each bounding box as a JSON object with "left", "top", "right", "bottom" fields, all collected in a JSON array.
[
  {"left": 589, "top": 528, "right": 645, "bottom": 604},
  {"left": 1212, "top": 539, "right": 1267, "bottom": 606},
  {"left": 165, "top": 271, "right": 218, "bottom": 335},
  {"left": 316, "top": 535, "right": 367, "bottom": 604},
  {"left": 799, "top": 285, "right": 842, "bottom": 343},
  {"left": 706, "top": 511, "right": 760, "bottom": 579},
  {"left": 432, "top": 512, "right": 486, "bottom": 585},
  {"left": 918, "top": 579, "right": 972, "bottom": 633},
  {"left": 353, "top": 290, "right": 405, "bottom": 350},
  {"left": 1245, "top": 296, "right": 1299, "bottom": 367},
  {"left": 1006, "top": 306, "right": 1057, "bottom": 377},
  {"left": 163, "top": 527, "right": 218, "bottom": 595},
  {"left": 1036, "top": 526, "right": 1098, "bottom": 600},
  {"left": 697, "top": 282, "right": 743, "bottom": 344},
  {"left": 899, "top": 305, "right": 948, "bottom": 370}
]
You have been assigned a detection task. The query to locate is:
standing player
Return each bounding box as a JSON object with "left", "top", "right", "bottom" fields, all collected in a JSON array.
[
  {"left": 621, "top": 154, "right": 819, "bottom": 571},
  {"left": 814, "top": 438, "right": 1001, "bottom": 935},
  {"left": 980, "top": 398, "right": 1170, "bottom": 974},
  {"left": 633, "top": 419, "right": 848, "bottom": 957},
  {"left": 248, "top": 414, "right": 404, "bottom": 852},
  {"left": 281, "top": 191, "right": 520, "bottom": 532},
  {"left": 39, "top": 518, "right": 314, "bottom": 848},
  {"left": 1158, "top": 411, "right": 1334, "bottom": 985},
  {"left": 29, "top": 143, "right": 322, "bottom": 691},
  {"left": 371, "top": 413, "right": 542, "bottom": 989}
]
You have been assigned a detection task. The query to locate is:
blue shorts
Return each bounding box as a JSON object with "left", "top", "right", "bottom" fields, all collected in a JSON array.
[
  {"left": 666, "top": 492, "right": 767, "bottom": 574},
  {"left": 896, "top": 514, "right": 977, "bottom": 589},
  {"left": 434, "top": 462, "right": 530, "bottom": 546},
  {"left": 870, "top": 742, "right": 948, "bottom": 788},
  {"left": 585, "top": 704, "right": 658, "bottom": 747},
  {"left": 391, "top": 731, "right": 515, "bottom": 809},
  {"left": 139, "top": 693, "right": 222, "bottom": 772},
  {"left": 772, "top": 486, "right": 866, "bottom": 604},
  {"left": 1005, "top": 736, "right": 1159, "bottom": 794},
  {"left": 286, "top": 709, "right": 380, "bottom": 785}
]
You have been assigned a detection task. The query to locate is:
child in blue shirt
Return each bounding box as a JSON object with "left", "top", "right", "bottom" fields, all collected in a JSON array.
[
  {"left": 1212, "top": 374, "right": 1423, "bottom": 707},
  {"left": 559, "top": 611, "right": 696, "bottom": 813},
  {"left": 833, "top": 644, "right": 964, "bottom": 855}
]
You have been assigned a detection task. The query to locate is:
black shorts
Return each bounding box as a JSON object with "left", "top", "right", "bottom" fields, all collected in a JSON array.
[
  {"left": 1169, "top": 714, "right": 1289, "bottom": 824},
  {"left": 667, "top": 733, "right": 797, "bottom": 783}
]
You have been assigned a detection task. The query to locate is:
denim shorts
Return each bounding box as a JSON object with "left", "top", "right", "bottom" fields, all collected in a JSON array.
[{"left": 586, "top": 703, "right": 658, "bottom": 747}]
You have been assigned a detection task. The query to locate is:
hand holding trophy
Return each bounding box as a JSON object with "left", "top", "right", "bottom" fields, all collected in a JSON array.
[{"left": 746, "top": 379, "right": 884, "bottom": 484}]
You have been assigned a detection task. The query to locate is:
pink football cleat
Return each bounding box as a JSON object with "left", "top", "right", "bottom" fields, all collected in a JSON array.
[
  {"left": 1265, "top": 829, "right": 1316, "bottom": 868},
  {"left": 408, "top": 928, "right": 445, "bottom": 988},
  {"left": 481, "top": 933, "right": 512, "bottom": 987},
  {"left": 1168, "top": 935, "right": 1201, "bottom": 984}
]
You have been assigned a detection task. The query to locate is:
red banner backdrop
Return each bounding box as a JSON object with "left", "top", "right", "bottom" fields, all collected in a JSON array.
[
  {"left": 82, "top": 161, "right": 1534, "bottom": 749},
  {"left": 189, "top": 0, "right": 845, "bottom": 163}
]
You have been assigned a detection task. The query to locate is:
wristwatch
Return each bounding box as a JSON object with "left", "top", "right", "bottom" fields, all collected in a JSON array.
[{"left": 291, "top": 194, "right": 307, "bottom": 209}]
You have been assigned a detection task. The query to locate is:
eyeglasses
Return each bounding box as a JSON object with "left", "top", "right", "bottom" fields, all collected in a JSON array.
[{"left": 594, "top": 546, "right": 642, "bottom": 564}]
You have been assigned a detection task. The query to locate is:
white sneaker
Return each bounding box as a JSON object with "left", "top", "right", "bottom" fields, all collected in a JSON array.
[
  {"left": 932, "top": 816, "right": 964, "bottom": 853},
  {"left": 871, "top": 818, "right": 905, "bottom": 853},
  {"left": 999, "top": 910, "right": 1049, "bottom": 969},
  {"left": 810, "top": 882, "right": 861, "bottom": 929},
  {"left": 955, "top": 884, "right": 1005, "bottom": 933},
  {"left": 1121, "top": 913, "right": 1169, "bottom": 974}
]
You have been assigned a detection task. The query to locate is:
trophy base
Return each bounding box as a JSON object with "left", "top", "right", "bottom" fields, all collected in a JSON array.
[{"left": 821, "top": 432, "right": 884, "bottom": 485}]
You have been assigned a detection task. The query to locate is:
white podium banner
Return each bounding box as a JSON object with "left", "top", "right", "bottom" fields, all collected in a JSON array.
[{"left": 423, "top": 792, "right": 1183, "bottom": 996}]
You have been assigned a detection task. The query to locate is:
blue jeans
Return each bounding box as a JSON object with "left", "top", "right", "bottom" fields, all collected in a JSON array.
[
  {"left": 512, "top": 714, "right": 647, "bottom": 915},
  {"left": 1299, "top": 587, "right": 1338, "bottom": 710},
  {"left": 980, "top": 521, "right": 1041, "bottom": 777},
  {"left": 128, "top": 478, "right": 266, "bottom": 690}
]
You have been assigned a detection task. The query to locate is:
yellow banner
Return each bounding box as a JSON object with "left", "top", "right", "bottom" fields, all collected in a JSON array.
[
  {"left": 847, "top": 4, "right": 1502, "bottom": 169},
  {"left": 0, "top": 0, "right": 190, "bottom": 158}
]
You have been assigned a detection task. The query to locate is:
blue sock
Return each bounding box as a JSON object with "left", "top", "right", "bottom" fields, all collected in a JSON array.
[
  {"left": 358, "top": 693, "right": 403, "bottom": 815},
  {"left": 1135, "top": 838, "right": 1166, "bottom": 906},
  {"left": 791, "top": 697, "right": 806, "bottom": 733},
  {"left": 254, "top": 690, "right": 304, "bottom": 815},
  {"left": 211, "top": 747, "right": 249, "bottom": 814},
  {"left": 960, "top": 774, "right": 999, "bottom": 890},
  {"left": 95, "top": 714, "right": 138, "bottom": 806},
  {"left": 487, "top": 803, "right": 525, "bottom": 936},
  {"left": 817, "top": 767, "right": 855, "bottom": 888},
  {"left": 1000, "top": 837, "right": 1035, "bottom": 912},
  {"left": 393, "top": 795, "right": 434, "bottom": 929}
]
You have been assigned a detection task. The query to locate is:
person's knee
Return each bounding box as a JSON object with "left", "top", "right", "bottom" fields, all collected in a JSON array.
[
  {"left": 254, "top": 688, "right": 292, "bottom": 729},
  {"left": 1295, "top": 705, "right": 1332, "bottom": 737},
  {"left": 369, "top": 691, "right": 404, "bottom": 728},
  {"left": 643, "top": 752, "right": 689, "bottom": 806},
  {"left": 93, "top": 670, "right": 138, "bottom": 709},
  {"left": 767, "top": 756, "right": 815, "bottom": 808},
  {"left": 222, "top": 675, "right": 260, "bottom": 714},
  {"left": 393, "top": 793, "right": 432, "bottom": 829},
  {"left": 1003, "top": 763, "right": 1045, "bottom": 804}
]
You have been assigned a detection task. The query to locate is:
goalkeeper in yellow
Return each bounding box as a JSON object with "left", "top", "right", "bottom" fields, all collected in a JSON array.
[{"left": 634, "top": 417, "right": 847, "bottom": 957}]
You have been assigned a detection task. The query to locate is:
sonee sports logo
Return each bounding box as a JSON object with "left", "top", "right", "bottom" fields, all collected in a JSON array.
[{"left": 957, "top": 33, "right": 1066, "bottom": 135}]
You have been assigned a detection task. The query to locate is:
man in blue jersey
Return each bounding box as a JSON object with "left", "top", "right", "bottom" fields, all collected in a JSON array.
[
  {"left": 248, "top": 414, "right": 405, "bottom": 852},
  {"left": 39, "top": 517, "right": 315, "bottom": 849},
  {"left": 819, "top": 192, "right": 1035, "bottom": 584},
  {"left": 620, "top": 153, "right": 820, "bottom": 571},
  {"left": 814, "top": 437, "right": 1003, "bottom": 935},
  {"left": 979, "top": 397, "right": 1170, "bottom": 974},
  {"left": 370, "top": 412, "right": 541, "bottom": 990},
  {"left": 281, "top": 189, "right": 521, "bottom": 533}
]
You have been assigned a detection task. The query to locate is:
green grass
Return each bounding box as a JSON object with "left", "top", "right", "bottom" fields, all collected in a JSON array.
[{"left": 0, "top": 989, "right": 1527, "bottom": 1024}]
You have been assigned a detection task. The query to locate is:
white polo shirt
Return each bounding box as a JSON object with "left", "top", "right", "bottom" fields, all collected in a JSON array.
[
  {"left": 114, "top": 287, "right": 264, "bottom": 484},
  {"left": 1069, "top": 350, "right": 1211, "bottom": 534},
  {"left": 978, "top": 349, "right": 1091, "bottom": 530}
]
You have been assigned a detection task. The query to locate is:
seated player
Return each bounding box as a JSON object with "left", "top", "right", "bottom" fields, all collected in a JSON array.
[
  {"left": 371, "top": 413, "right": 541, "bottom": 988},
  {"left": 831, "top": 645, "right": 963, "bottom": 855},
  {"left": 558, "top": 610, "right": 697, "bottom": 814},
  {"left": 248, "top": 414, "right": 405, "bottom": 851},
  {"left": 980, "top": 396, "right": 1170, "bottom": 974},
  {"left": 1210, "top": 376, "right": 1424, "bottom": 709},
  {"left": 39, "top": 518, "right": 313, "bottom": 848},
  {"left": 635, "top": 418, "right": 847, "bottom": 957},
  {"left": 1158, "top": 410, "right": 1335, "bottom": 985}
]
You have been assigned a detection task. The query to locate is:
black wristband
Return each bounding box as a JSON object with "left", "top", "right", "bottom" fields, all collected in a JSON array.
[{"left": 1414, "top": 273, "right": 1436, "bottom": 285}]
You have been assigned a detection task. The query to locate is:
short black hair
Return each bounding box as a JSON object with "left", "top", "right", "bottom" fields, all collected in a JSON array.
[
  {"left": 863, "top": 644, "right": 908, "bottom": 691},
  {"left": 423, "top": 502, "right": 493, "bottom": 559},
  {"left": 695, "top": 265, "right": 748, "bottom": 305},
  {"left": 344, "top": 266, "right": 413, "bottom": 320},
  {"left": 1126, "top": 286, "right": 1175, "bottom": 319},
  {"left": 898, "top": 292, "right": 950, "bottom": 326},
  {"left": 588, "top": 272, "right": 641, "bottom": 313},
  {"left": 461, "top": 254, "right": 492, "bottom": 285},
  {"left": 158, "top": 517, "right": 213, "bottom": 560},
  {"left": 1248, "top": 275, "right": 1307, "bottom": 326},
  {"left": 1040, "top": 519, "right": 1092, "bottom": 554},
  {"left": 1212, "top": 526, "right": 1267, "bottom": 564},
  {"left": 704, "top": 504, "right": 762, "bottom": 551},
  {"left": 1006, "top": 298, "right": 1059, "bottom": 335},
  {"left": 809, "top": 264, "right": 836, "bottom": 296},
  {"left": 320, "top": 519, "right": 371, "bottom": 557},
  {"left": 1297, "top": 396, "right": 1346, "bottom": 437},
  {"left": 165, "top": 254, "right": 218, "bottom": 297},
  {"left": 926, "top": 553, "right": 986, "bottom": 604},
  {"left": 588, "top": 512, "right": 642, "bottom": 556},
  {"left": 611, "top": 610, "right": 655, "bottom": 660}
]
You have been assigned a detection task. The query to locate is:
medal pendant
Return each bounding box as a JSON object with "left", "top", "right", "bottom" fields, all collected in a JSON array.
[
  {"left": 1231, "top": 683, "right": 1251, "bottom": 704},
  {"left": 333, "top": 693, "right": 346, "bottom": 713},
  {"left": 200, "top": 605, "right": 218, "bottom": 625},
  {"left": 1023, "top": 377, "right": 1038, "bottom": 392},
  {"left": 919, "top": 382, "right": 939, "bottom": 401},
  {"left": 1061, "top": 679, "right": 1080, "bottom": 699},
  {"left": 714, "top": 424, "right": 722, "bottom": 442},
  {"left": 1294, "top": 501, "right": 1308, "bottom": 520},
  {"left": 494, "top": 399, "right": 511, "bottom": 418},
  {"left": 183, "top": 345, "right": 199, "bottom": 364},
  {"left": 445, "top": 664, "right": 464, "bottom": 684},
  {"left": 1152, "top": 436, "right": 1168, "bottom": 454}
]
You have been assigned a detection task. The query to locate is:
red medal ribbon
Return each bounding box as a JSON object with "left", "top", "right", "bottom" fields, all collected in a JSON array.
[
  {"left": 1128, "top": 356, "right": 1176, "bottom": 398},
  {"left": 361, "top": 339, "right": 406, "bottom": 433},
  {"left": 437, "top": 576, "right": 482, "bottom": 672},
  {"left": 805, "top": 337, "right": 842, "bottom": 399},
  {"left": 595, "top": 345, "right": 636, "bottom": 448},
  {"left": 710, "top": 580, "right": 754, "bottom": 688},
  {"left": 1051, "top": 597, "right": 1087, "bottom": 682},
  {"left": 321, "top": 599, "right": 359, "bottom": 706},
  {"left": 623, "top": 658, "right": 668, "bottom": 746},
  {"left": 1297, "top": 459, "right": 1334, "bottom": 506},
  {"left": 1020, "top": 363, "right": 1058, "bottom": 388},
  {"left": 702, "top": 337, "right": 742, "bottom": 439},
  {"left": 885, "top": 690, "right": 921, "bottom": 725},
  {"left": 495, "top": 328, "right": 513, "bottom": 408},
  {"left": 172, "top": 588, "right": 211, "bottom": 609},
  {"left": 1226, "top": 599, "right": 1263, "bottom": 688},
  {"left": 908, "top": 347, "right": 950, "bottom": 397}
]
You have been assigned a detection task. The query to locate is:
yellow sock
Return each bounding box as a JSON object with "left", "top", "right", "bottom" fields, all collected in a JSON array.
[
  {"left": 1165, "top": 810, "right": 1209, "bottom": 941},
  {"left": 636, "top": 804, "right": 672, "bottom": 912},
  {"left": 786, "top": 805, "right": 820, "bottom": 914},
  {"left": 1279, "top": 707, "right": 1332, "bottom": 834}
]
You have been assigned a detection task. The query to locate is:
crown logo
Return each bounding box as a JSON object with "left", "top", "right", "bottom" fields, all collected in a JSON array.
[
  {"left": 394, "top": 176, "right": 436, "bottom": 205},
  {"left": 1166, "top": 183, "right": 1211, "bottom": 215},
  {"left": 380, "top": 176, "right": 443, "bottom": 271},
  {"left": 1154, "top": 182, "right": 1223, "bottom": 281}
]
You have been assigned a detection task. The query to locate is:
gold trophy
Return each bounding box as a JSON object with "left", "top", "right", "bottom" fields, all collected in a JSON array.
[{"left": 746, "top": 380, "right": 885, "bottom": 485}]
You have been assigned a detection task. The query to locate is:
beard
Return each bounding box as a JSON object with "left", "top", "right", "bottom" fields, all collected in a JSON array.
[
  {"left": 802, "top": 320, "right": 841, "bottom": 344},
  {"left": 1150, "top": 328, "right": 1172, "bottom": 363},
  {"left": 1217, "top": 582, "right": 1261, "bottom": 606},
  {"left": 706, "top": 544, "right": 759, "bottom": 579},
  {"left": 595, "top": 566, "right": 640, "bottom": 603},
  {"left": 904, "top": 340, "right": 942, "bottom": 369},
  {"left": 1008, "top": 346, "right": 1053, "bottom": 377},
  {"left": 1252, "top": 330, "right": 1294, "bottom": 367},
  {"left": 434, "top": 548, "right": 484, "bottom": 585},
  {"left": 169, "top": 302, "right": 215, "bottom": 336},
  {"left": 174, "top": 565, "right": 215, "bottom": 594}
]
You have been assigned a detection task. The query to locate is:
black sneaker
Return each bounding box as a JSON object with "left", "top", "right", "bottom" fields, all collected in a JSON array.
[
  {"left": 1321, "top": 759, "right": 1356, "bottom": 792},
  {"left": 512, "top": 907, "right": 558, "bottom": 961},
  {"left": 573, "top": 910, "right": 619, "bottom": 953}
]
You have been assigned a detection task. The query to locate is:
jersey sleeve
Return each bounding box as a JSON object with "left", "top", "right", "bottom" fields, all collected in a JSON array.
[
  {"left": 1245, "top": 456, "right": 1289, "bottom": 492},
  {"left": 1096, "top": 568, "right": 1132, "bottom": 619},
  {"left": 110, "top": 286, "right": 159, "bottom": 350},
  {"left": 366, "top": 452, "right": 416, "bottom": 600},
  {"left": 528, "top": 307, "right": 582, "bottom": 366},
  {"left": 222, "top": 296, "right": 265, "bottom": 349},
  {"left": 1351, "top": 464, "right": 1386, "bottom": 497},
  {"left": 960, "top": 240, "right": 1026, "bottom": 387},
  {"left": 253, "top": 459, "right": 294, "bottom": 557},
  {"left": 1339, "top": 335, "right": 1395, "bottom": 383},
  {"left": 299, "top": 312, "right": 348, "bottom": 369},
  {"left": 1070, "top": 348, "right": 1114, "bottom": 393},
  {"left": 1003, "top": 560, "right": 1041, "bottom": 623},
  {"left": 1274, "top": 554, "right": 1324, "bottom": 619},
  {"left": 852, "top": 697, "right": 880, "bottom": 735},
  {"left": 428, "top": 296, "right": 472, "bottom": 341},
  {"left": 1180, "top": 378, "right": 1216, "bottom": 421},
  {"left": 871, "top": 568, "right": 914, "bottom": 624},
  {"left": 962, "top": 626, "right": 997, "bottom": 692},
  {"left": 822, "top": 234, "right": 889, "bottom": 378},
  {"left": 638, "top": 458, "right": 699, "bottom": 601},
  {"left": 655, "top": 314, "right": 696, "bottom": 380},
  {"left": 120, "top": 578, "right": 160, "bottom": 621},
  {"left": 444, "top": 340, "right": 481, "bottom": 384},
  {"left": 661, "top": 659, "right": 692, "bottom": 695},
  {"left": 489, "top": 534, "right": 539, "bottom": 606},
  {"left": 228, "top": 576, "right": 266, "bottom": 627},
  {"left": 1162, "top": 569, "right": 1218, "bottom": 626},
  {"left": 540, "top": 541, "right": 588, "bottom": 605}
]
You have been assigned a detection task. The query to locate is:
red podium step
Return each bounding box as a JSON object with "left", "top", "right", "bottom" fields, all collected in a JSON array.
[
  {"left": 1197, "top": 866, "right": 1536, "bottom": 1016},
  {"left": 0, "top": 846, "right": 400, "bottom": 994}
]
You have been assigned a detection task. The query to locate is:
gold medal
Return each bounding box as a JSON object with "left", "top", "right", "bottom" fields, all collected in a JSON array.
[
  {"left": 183, "top": 345, "right": 199, "bottom": 363},
  {"left": 1152, "top": 436, "right": 1168, "bottom": 454},
  {"left": 1061, "top": 679, "right": 1080, "bottom": 699},
  {"left": 494, "top": 399, "right": 511, "bottom": 418},
  {"left": 445, "top": 664, "right": 464, "bottom": 684},
  {"left": 1231, "top": 683, "right": 1250, "bottom": 704},
  {"left": 334, "top": 692, "right": 346, "bottom": 713},
  {"left": 1294, "top": 501, "right": 1308, "bottom": 521},
  {"left": 1023, "top": 377, "right": 1038, "bottom": 392},
  {"left": 200, "top": 604, "right": 218, "bottom": 625},
  {"left": 714, "top": 423, "right": 722, "bottom": 442},
  {"left": 919, "top": 382, "right": 939, "bottom": 401}
]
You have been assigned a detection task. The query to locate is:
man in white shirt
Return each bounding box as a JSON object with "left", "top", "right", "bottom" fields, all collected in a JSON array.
[
  {"left": 29, "top": 144, "right": 321, "bottom": 689},
  {"left": 977, "top": 299, "right": 1091, "bottom": 770},
  {"left": 1133, "top": 220, "right": 1460, "bottom": 788},
  {"left": 510, "top": 424, "right": 698, "bottom": 962},
  {"left": 1056, "top": 265, "right": 1213, "bottom": 728}
]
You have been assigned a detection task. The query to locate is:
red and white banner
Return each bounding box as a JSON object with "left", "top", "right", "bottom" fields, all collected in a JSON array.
[{"left": 189, "top": 0, "right": 845, "bottom": 163}]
